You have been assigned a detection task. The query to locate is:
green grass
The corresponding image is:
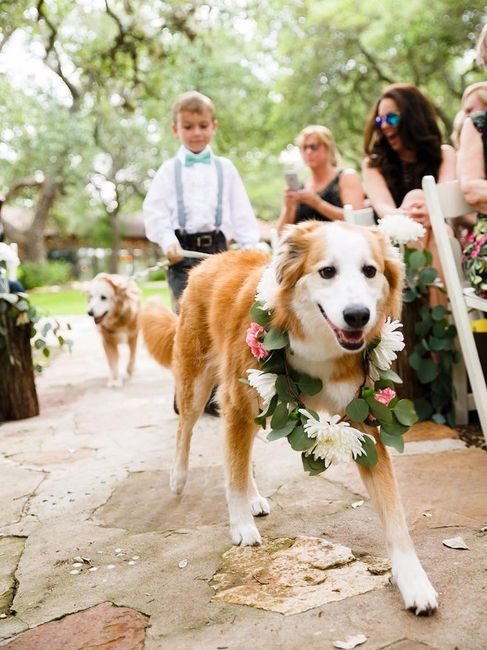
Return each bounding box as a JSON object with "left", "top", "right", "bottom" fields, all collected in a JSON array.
[{"left": 28, "top": 282, "right": 170, "bottom": 316}]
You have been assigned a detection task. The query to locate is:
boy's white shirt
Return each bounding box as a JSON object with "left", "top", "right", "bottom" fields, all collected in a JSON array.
[{"left": 143, "top": 145, "right": 260, "bottom": 255}]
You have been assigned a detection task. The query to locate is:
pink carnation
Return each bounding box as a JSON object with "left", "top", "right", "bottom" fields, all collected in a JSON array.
[
  {"left": 374, "top": 388, "right": 396, "bottom": 406},
  {"left": 246, "top": 322, "right": 269, "bottom": 360}
]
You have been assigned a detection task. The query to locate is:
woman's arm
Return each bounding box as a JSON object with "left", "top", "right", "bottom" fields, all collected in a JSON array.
[
  {"left": 459, "top": 117, "right": 487, "bottom": 213},
  {"left": 276, "top": 188, "right": 298, "bottom": 234},
  {"left": 362, "top": 157, "right": 399, "bottom": 217},
  {"left": 294, "top": 170, "right": 365, "bottom": 222},
  {"left": 437, "top": 144, "right": 457, "bottom": 183}
]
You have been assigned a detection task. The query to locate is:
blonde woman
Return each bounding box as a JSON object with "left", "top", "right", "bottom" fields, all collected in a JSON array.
[{"left": 277, "top": 125, "right": 364, "bottom": 233}]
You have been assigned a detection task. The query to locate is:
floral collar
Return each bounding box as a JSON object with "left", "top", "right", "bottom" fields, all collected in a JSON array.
[{"left": 244, "top": 299, "right": 418, "bottom": 475}]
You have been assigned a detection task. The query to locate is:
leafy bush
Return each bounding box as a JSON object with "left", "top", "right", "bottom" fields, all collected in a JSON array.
[
  {"left": 146, "top": 267, "right": 166, "bottom": 282},
  {"left": 19, "top": 261, "right": 73, "bottom": 289}
]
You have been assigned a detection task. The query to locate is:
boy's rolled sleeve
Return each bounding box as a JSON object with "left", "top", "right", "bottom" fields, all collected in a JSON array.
[
  {"left": 143, "top": 163, "right": 179, "bottom": 254},
  {"left": 227, "top": 162, "right": 260, "bottom": 249}
]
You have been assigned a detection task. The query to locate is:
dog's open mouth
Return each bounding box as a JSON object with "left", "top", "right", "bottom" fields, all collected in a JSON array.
[
  {"left": 93, "top": 312, "right": 108, "bottom": 325},
  {"left": 318, "top": 305, "right": 365, "bottom": 351}
]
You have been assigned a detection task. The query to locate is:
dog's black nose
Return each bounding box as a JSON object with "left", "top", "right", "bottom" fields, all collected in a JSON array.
[
  {"left": 343, "top": 305, "right": 370, "bottom": 328},
  {"left": 88, "top": 309, "right": 94, "bottom": 317}
]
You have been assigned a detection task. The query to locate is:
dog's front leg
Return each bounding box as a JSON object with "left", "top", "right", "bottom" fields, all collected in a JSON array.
[
  {"left": 102, "top": 338, "right": 122, "bottom": 387},
  {"left": 224, "top": 405, "right": 262, "bottom": 546},
  {"left": 357, "top": 430, "right": 438, "bottom": 615},
  {"left": 126, "top": 334, "right": 138, "bottom": 377}
]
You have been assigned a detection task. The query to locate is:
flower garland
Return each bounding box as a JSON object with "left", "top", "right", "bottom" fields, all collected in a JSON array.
[
  {"left": 244, "top": 299, "right": 418, "bottom": 475},
  {"left": 462, "top": 217, "right": 487, "bottom": 299}
]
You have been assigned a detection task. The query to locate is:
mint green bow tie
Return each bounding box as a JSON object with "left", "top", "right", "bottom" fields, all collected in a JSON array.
[{"left": 185, "top": 150, "right": 211, "bottom": 167}]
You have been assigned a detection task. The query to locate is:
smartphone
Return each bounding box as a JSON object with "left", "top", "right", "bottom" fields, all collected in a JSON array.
[{"left": 285, "top": 171, "right": 300, "bottom": 192}]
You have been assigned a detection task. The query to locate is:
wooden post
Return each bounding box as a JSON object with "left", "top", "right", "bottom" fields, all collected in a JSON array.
[{"left": 0, "top": 315, "right": 39, "bottom": 421}]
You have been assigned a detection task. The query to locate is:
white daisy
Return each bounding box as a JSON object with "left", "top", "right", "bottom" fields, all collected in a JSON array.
[
  {"left": 246, "top": 369, "right": 278, "bottom": 407},
  {"left": 299, "top": 409, "right": 366, "bottom": 467},
  {"left": 255, "top": 263, "right": 279, "bottom": 310},
  {"left": 369, "top": 318, "right": 405, "bottom": 380},
  {"left": 378, "top": 213, "right": 426, "bottom": 246}
]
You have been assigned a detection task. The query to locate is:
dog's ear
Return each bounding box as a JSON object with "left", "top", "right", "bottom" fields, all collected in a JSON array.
[
  {"left": 274, "top": 222, "right": 316, "bottom": 290},
  {"left": 104, "top": 274, "right": 130, "bottom": 294},
  {"left": 371, "top": 227, "right": 404, "bottom": 320}
]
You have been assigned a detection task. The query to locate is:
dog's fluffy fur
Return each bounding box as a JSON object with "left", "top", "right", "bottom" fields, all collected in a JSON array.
[
  {"left": 141, "top": 221, "right": 438, "bottom": 615},
  {"left": 87, "top": 273, "right": 141, "bottom": 387}
]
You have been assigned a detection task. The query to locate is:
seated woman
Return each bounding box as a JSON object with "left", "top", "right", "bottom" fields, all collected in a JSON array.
[
  {"left": 362, "top": 83, "right": 456, "bottom": 305},
  {"left": 277, "top": 125, "right": 364, "bottom": 233},
  {"left": 458, "top": 108, "right": 487, "bottom": 298}
]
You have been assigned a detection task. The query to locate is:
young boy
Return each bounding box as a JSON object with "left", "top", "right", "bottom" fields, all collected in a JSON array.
[{"left": 143, "top": 90, "right": 260, "bottom": 305}]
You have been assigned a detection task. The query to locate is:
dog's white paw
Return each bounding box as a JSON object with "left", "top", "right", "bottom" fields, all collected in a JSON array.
[
  {"left": 231, "top": 522, "right": 262, "bottom": 547},
  {"left": 250, "top": 495, "right": 270, "bottom": 517},
  {"left": 107, "top": 377, "right": 123, "bottom": 388},
  {"left": 170, "top": 467, "right": 187, "bottom": 495},
  {"left": 393, "top": 553, "right": 438, "bottom": 615}
]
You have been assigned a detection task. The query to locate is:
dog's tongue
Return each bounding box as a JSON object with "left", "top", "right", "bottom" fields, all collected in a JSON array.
[
  {"left": 338, "top": 329, "right": 363, "bottom": 344},
  {"left": 94, "top": 314, "right": 105, "bottom": 325}
]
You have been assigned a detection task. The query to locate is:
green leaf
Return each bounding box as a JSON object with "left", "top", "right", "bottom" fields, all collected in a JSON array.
[
  {"left": 393, "top": 399, "right": 419, "bottom": 426},
  {"left": 250, "top": 301, "right": 271, "bottom": 329},
  {"left": 403, "top": 288, "right": 417, "bottom": 303},
  {"left": 380, "top": 430, "right": 405, "bottom": 453},
  {"left": 355, "top": 436, "right": 378, "bottom": 468},
  {"left": 267, "top": 421, "right": 296, "bottom": 441},
  {"left": 378, "top": 368, "right": 403, "bottom": 384},
  {"left": 408, "top": 350, "right": 423, "bottom": 370},
  {"left": 254, "top": 394, "right": 278, "bottom": 424},
  {"left": 365, "top": 394, "right": 393, "bottom": 425},
  {"left": 275, "top": 375, "right": 297, "bottom": 402},
  {"left": 34, "top": 339, "right": 45, "bottom": 349},
  {"left": 42, "top": 347, "right": 50, "bottom": 358},
  {"left": 345, "top": 398, "right": 369, "bottom": 423},
  {"left": 419, "top": 267, "right": 437, "bottom": 285},
  {"left": 294, "top": 372, "right": 323, "bottom": 396},
  {"left": 431, "top": 305, "right": 446, "bottom": 321},
  {"left": 414, "top": 397, "right": 434, "bottom": 421},
  {"left": 261, "top": 353, "right": 286, "bottom": 374},
  {"left": 417, "top": 359, "right": 439, "bottom": 384},
  {"left": 288, "top": 425, "right": 315, "bottom": 451},
  {"left": 301, "top": 452, "right": 328, "bottom": 476},
  {"left": 271, "top": 401, "right": 289, "bottom": 430},
  {"left": 262, "top": 328, "right": 289, "bottom": 350},
  {"left": 381, "top": 415, "right": 409, "bottom": 436},
  {"left": 408, "top": 250, "right": 427, "bottom": 270}
]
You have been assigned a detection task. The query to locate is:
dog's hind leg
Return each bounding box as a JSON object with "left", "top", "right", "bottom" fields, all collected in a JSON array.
[
  {"left": 126, "top": 333, "right": 137, "bottom": 377},
  {"left": 221, "top": 395, "right": 262, "bottom": 546},
  {"left": 357, "top": 431, "right": 438, "bottom": 615},
  {"left": 170, "top": 367, "right": 215, "bottom": 495}
]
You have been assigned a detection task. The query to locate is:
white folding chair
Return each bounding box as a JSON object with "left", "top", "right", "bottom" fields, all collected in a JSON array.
[
  {"left": 343, "top": 204, "right": 375, "bottom": 226},
  {"left": 422, "top": 175, "right": 487, "bottom": 442}
]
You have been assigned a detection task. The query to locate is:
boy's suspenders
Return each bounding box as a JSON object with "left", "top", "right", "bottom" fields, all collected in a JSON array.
[{"left": 173, "top": 156, "right": 224, "bottom": 233}]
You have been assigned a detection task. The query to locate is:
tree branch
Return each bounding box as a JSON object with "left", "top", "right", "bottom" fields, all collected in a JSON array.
[{"left": 356, "top": 40, "right": 395, "bottom": 86}]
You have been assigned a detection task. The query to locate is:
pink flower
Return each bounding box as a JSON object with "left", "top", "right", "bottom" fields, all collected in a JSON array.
[
  {"left": 246, "top": 322, "right": 269, "bottom": 360},
  {"left": 374, "top": 388, "right": 396, "bottom": 406}
]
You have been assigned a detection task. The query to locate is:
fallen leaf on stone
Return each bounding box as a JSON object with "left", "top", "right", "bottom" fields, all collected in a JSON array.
[
  {"left": 128, "top": 560, "right": 136, "bottom": 566},
  {"left": 422, "top": 512, "right": 432, "bottom": 518},
  {"left": 333, "top": 633, "right": 367, "bottom": 649},
  {"left": 88, "top": 567, "right": 98, "bottom": 572},
  {"left": 72, "top": 562, "right": 83, "bottom": 568},
  {"left": 132, "top": 555, "right": 140, "bottom": 560},
  {"left": 178, "top": 559, "right": 188, "bottom": 569},
  {"left": 0, "top": 613, "right": 7, "bottom": 619},
  {"left": 442, "top": 536, "right": 469, "bottom": 550},
  {"left": 480, "top": 526, "right": 487, "bottom": 532},
  {"left": 69, "top": 569, "right": 80, "bottom": 575},
  {"left": 351, "top": 501, "right": 364, "bottom": 509}
]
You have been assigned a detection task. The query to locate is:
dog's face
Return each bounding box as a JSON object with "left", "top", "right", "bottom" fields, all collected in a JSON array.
[
  {"left": 274, "top": 221, "right": 403, "bottom": 352},
  {"left": 87, "top": 274, "right": 129, "bottom": 325}
]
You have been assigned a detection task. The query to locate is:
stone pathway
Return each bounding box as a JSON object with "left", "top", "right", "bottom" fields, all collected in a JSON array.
[{"left": 0, "top": 316, "right": 486, "bottom": 649}]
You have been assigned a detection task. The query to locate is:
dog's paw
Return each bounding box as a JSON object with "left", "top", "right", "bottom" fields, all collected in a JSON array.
[
  {"left": 107, "top": 377, "right": 123, "bottom": 388},
  {"left": 170, "top": 467, "right": 187, "bottom": 495},
  {"left": 393, "top": 554, "right": 438, "bottom": 615},
  {"left": 231, "top": 522, "right": 262, "bottom": 547},
  {"left": 250, "top": 495, "right": 270, "bottom": 517}
]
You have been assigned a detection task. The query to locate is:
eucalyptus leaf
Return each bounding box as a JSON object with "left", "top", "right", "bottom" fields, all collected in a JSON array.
[
  {"left": 288, "top": 425, "right": 315, "bottom": 451},
  {"left": 271, "top": 401, "right": 289, "bottom": 430},
  {"left": 378, "top": 368, "right": 403, "bottom": 384},
  {"left": 354, "top": 436, "right": 378, "bottom": 468},
  {"left": 250, "top": 301, "right": 271, "bottom": 329},
  {"left": 275, "top": 375, "right": 297, "bottom": 402},
  {"left": 262, "top": 327, "right": 289, "bottom": 350},
  {"left": 346, "top": 398, "right": 369, "bottom": 423},
  {"left": 417, "top": 359, "right": 439, "bottom": 384},
  {"left": 380, "top": 429, "right": 405, "bottom": 453},
  {"left": 392, "top": 399, "right": 418, "bottom": 426},
  {"left": 408, "top": 250, "right": 427, "bottom": 270},
  {"left": 294, "top": 372, "right": 323, "bottom": 396},
  {"left": 301, "top": 452, "right": 328, "bottom": 476},
  {"left": 366, "top": 395, "right": 393, "bottom": 425},
  {"left": 267, "top": 420, "right": 296, "bottom": 441},
  {"left": 380, "top": 414, "right": 409, "bottom": 435}
]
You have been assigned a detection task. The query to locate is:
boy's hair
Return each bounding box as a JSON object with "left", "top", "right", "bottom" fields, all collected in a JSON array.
[
  {"left": 295, "top": 125, "right": 340, "bottom": 166},
  {"left": 172, "top": 91, "right": 215, "bottom": 123}
]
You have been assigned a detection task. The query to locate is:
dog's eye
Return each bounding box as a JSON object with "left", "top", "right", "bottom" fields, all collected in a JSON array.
[
  {"left": 362, "top": 265, "right": 377, "bottom": 278},
  {"left": 100, "top": 295, "right": 107, "bottom": 300},
  {"left": 319, "top": 266, "right": 336, "bottom": 280}
]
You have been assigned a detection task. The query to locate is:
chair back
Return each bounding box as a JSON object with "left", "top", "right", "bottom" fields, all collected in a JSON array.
[
  {"left": 429, "top": 179, "right": 473, "bottom": 219},
  {"left": 343, "top": 204, "right": 375, "bottom": 226}
]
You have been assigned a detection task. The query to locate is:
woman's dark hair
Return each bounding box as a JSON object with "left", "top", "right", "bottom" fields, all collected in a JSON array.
[{"left": 363, "top": 83, "right": 443, "bottom": 205}]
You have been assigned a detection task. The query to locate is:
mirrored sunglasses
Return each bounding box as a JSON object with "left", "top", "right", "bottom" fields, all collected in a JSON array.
[
  {"left": 301, "top": 142, "right": 322, "bottom": 151},
  {"left": 375, "top": 111, "right": 400, "bottom": 128}
]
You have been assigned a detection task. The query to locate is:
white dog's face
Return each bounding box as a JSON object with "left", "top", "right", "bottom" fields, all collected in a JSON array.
[
  {"left": 87, "top": 279, "right": 116, "bottom": 325},
  {"left": 276, "top": 222, "right": 401, "bottom": 353}
]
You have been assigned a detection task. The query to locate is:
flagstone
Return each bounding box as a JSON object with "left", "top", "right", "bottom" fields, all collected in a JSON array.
[
  {"left": 0, "top": 537, "right": 26, "bottom": 615},
  {"left": 210, "top": 536, "right": 390, "bottom": 615},
  {"left": 0, "top": 601, "right": 148, "bottom": 649},
  {"left": 0, "top": 464, "right": 44, "bottom": 526}
]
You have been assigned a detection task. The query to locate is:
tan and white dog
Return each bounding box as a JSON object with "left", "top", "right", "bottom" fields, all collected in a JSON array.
[
  {"left": 141, "top": 221, "right": 438, "bottom": 615},
  {"left": 87, "top": 273, "right": 141, "bottom": 387}
]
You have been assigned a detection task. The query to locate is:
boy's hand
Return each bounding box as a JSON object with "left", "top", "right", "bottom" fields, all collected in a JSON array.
[{"left": 166, "top": 243, "right": 184, "bottom": 264}]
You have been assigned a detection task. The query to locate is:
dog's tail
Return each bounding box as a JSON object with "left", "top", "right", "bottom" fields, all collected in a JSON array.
[{"left": 140, "top": 297, "right": 177, "bottom": 368}]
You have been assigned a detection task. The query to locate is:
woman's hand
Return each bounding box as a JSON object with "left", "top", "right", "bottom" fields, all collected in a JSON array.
[
  {"left": 296, "top": 189, "right": 318, "bottom": 209},
  {"left": 284, "top": 187, "right": 299, "bottom": 209}
]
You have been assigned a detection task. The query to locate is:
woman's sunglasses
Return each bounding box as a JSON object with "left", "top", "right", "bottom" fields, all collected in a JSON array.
[
  {"left": 301, "top": 143, "right": 322, "bottom": 151},
  {"left": 375, "top": 112, "right": 400, "bottom": 128}
]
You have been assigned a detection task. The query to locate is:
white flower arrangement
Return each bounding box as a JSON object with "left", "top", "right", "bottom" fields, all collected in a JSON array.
[
  {"left": 0, "top": 242, "right": 20, "bottom": 272},
  {"left": 246, "top": 369, "right": 278, "bottom": 407},
  {"left": 378, "top": 213, "right": 425, "bottom": 246},
  {"left": 368, "top": 318, "right": 405, "bottom": 381},
  {"left": 299, "top": 409, "right": 368, "bottom": 467}
]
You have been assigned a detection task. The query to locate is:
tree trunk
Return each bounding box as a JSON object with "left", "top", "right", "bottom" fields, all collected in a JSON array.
[
  {"left": 0, "top": 317, "right": 39, "bottom": 421},
  {"left": 395, "top": 301, "right": 428, "bottom": 401},
  {"left": 108, "top": 208, "right": 120, "bottom": 273},
  {"left": 23, "top": 179, "right": 58, "bottom": 263}
]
